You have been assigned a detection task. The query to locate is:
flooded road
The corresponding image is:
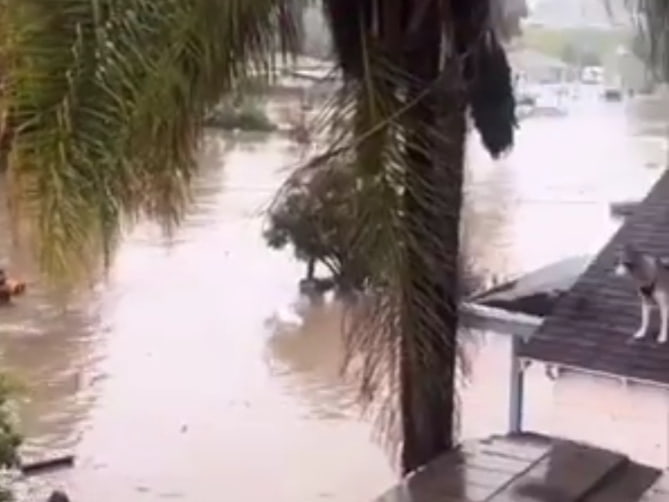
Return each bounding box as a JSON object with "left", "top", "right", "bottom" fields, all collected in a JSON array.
[{"left": 0, "top": 92, "right": 668, "bottom": 501}]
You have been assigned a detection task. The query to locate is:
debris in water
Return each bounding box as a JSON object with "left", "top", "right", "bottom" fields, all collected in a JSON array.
[{"left": 20, "top": 455, "right": 75, "bottom": 476}]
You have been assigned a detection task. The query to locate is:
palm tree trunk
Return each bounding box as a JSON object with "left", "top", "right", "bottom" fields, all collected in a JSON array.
[{"left": 400, "top": 3, "right": 465, "bottom": 474}]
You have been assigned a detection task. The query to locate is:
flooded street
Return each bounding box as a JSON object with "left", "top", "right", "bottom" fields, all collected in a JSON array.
[
  {"left": 1, "top": 135, "right": 395, "bottom": 502},
  {"left": 0, "top": 92, "right": 668, "bottom": 501}
]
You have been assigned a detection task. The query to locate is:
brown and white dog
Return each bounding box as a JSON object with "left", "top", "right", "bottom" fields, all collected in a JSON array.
[{"left": 615, "top": 244, "right": 669, "bottom": 343}]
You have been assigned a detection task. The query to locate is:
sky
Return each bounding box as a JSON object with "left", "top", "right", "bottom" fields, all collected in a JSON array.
[{"left": 527, "top": 0, "right": 629, "bottom": 28}]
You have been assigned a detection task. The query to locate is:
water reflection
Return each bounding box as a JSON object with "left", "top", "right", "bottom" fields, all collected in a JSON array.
[
  {"left": 265, "top": 298, "right": 359, "bottom": 421},
  {"left": 0, "top": 186, "right": 104, "bottom": 462},
  {"left": 0, "top": 93, "right": 666, "bottom": 501},
  {"left": 14, "top": 133, "right": 392, "bottom": 502},
  {"left": 462, "top": 143, "right": 517, "bottom": 289}
]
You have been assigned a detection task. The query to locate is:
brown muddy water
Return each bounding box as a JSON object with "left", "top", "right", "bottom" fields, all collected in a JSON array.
[{"left": 0, "top": 92, "right": 668, "bottom": 501}]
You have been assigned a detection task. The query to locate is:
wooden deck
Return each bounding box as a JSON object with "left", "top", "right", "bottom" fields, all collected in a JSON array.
[{"left": 374, "top": 433, "right": 663, "bottom": 502}]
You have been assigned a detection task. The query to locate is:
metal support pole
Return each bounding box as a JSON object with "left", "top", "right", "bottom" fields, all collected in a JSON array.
[
  {"left": 666, "top": 389, "right": 669, "bottom": 469},
  {"left": 509, "top": 336, "right": 525, "bottom": 434}
]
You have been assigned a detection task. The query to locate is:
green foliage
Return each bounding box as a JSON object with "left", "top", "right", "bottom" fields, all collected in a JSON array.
[
  {"left": 3, "top": 0, "right": 300, "bottom": 284},
  {"left": 264, "top": 158, "right": 486, "bottom": 296},
  {"left": 264, "top": 160, "right": 368, "bottom": 289}
]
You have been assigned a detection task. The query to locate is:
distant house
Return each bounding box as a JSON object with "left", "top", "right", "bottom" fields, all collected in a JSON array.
[
  {"left": 507, "top": 47, "right": 572, "bottom": 85},
  {"left": 603, "top": 48, "right": 654, "bottom": 94}
]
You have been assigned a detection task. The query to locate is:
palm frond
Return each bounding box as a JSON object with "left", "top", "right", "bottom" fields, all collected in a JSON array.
[
  {"left": 293, "top": 0, "right": 516, "bottom": 472},
  {"left": 3, "top": 0, "right": 299, "bottom": 283},
  {"left": 623, "top": 0, "right": 669, "bottom": 80}
]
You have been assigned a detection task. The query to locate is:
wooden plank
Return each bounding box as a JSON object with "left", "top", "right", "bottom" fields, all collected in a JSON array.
[
  {"left": 374, "top": 467, "right": 495, "bottom": 502},
  {"left": 372, "top": 435, "right": 556, "bottom": 502},
  {"left": 489, "top": 441, "right": 628, "bottom": 502},
  {"left": 586, "top": 462, "right": 661, "bottom": 502},
  {"left": 464, "top": 452, "right": 532, "bottom": 475},
  {"left": 462, "top": 435, "right": 552, "bottom": 463},
  {"left": 406, "top": 455, "right": 516, "bottom": 501},
  {"left": 370, "top": 436, "right": 661, "bottom": 502},
  {"left": 449, "top": 465, "right": 514, "bottom": 489},
  {"left": 373, "top": 438, "right": 549, "bottom": 502}
]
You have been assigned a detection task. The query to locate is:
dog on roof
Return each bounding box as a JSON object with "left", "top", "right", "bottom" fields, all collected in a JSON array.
[{"left": 615, "top": 244, "right": 669, "bottom": 343}]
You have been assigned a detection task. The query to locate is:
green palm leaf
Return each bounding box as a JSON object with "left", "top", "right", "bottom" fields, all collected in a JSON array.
[
  {"left": 624, "top": 0, "right": 669, "bottom": 80},
  {"left": 4, "top": 0, "right": 299, "bottom": 283}
]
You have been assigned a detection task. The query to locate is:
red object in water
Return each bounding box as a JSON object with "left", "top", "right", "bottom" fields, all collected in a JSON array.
[
  {"left": 6, "top": 278, "right": 26, "bottom": 295},
  {"left": 0, "top": 277, "right": 26, "bottom": 304}
]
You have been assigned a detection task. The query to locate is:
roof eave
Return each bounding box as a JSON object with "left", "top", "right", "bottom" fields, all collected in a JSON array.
[
  {"left": 460, "top": 302, "right": 543, "bottom": 339},
  {"left": 519, "top": 357, "right": 669, "bottom": 391}
]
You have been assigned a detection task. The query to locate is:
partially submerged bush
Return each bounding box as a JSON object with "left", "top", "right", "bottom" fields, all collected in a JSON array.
[
  {"left": 265, "top": 160, "right": 490, "bottom": 297},
  {"left": 264, "top": 163, "right": 369, "bottom": 291}
]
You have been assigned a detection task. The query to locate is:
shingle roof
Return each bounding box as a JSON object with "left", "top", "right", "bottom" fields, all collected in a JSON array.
[
  {"left": 519, "top": 171, "right": 669, "bottom": 385},
  {"left": 471, "top": 255, "right": 591, "bottom": 316}
]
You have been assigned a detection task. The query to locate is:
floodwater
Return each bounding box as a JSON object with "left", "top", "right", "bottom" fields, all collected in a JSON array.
[{"left": 0, "top": 90, "right": 667, "bottom": 501}]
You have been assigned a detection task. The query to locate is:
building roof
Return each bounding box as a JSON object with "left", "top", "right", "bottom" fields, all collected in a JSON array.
[
  {"left": 519, "top": 170, "right": 669, "bottom": 385},
  {"left": 471, "top": 255, "right": 592, "bottom": 317},
  {"left": 373, "top": 433, "right": 663, "bottom": 502}
]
